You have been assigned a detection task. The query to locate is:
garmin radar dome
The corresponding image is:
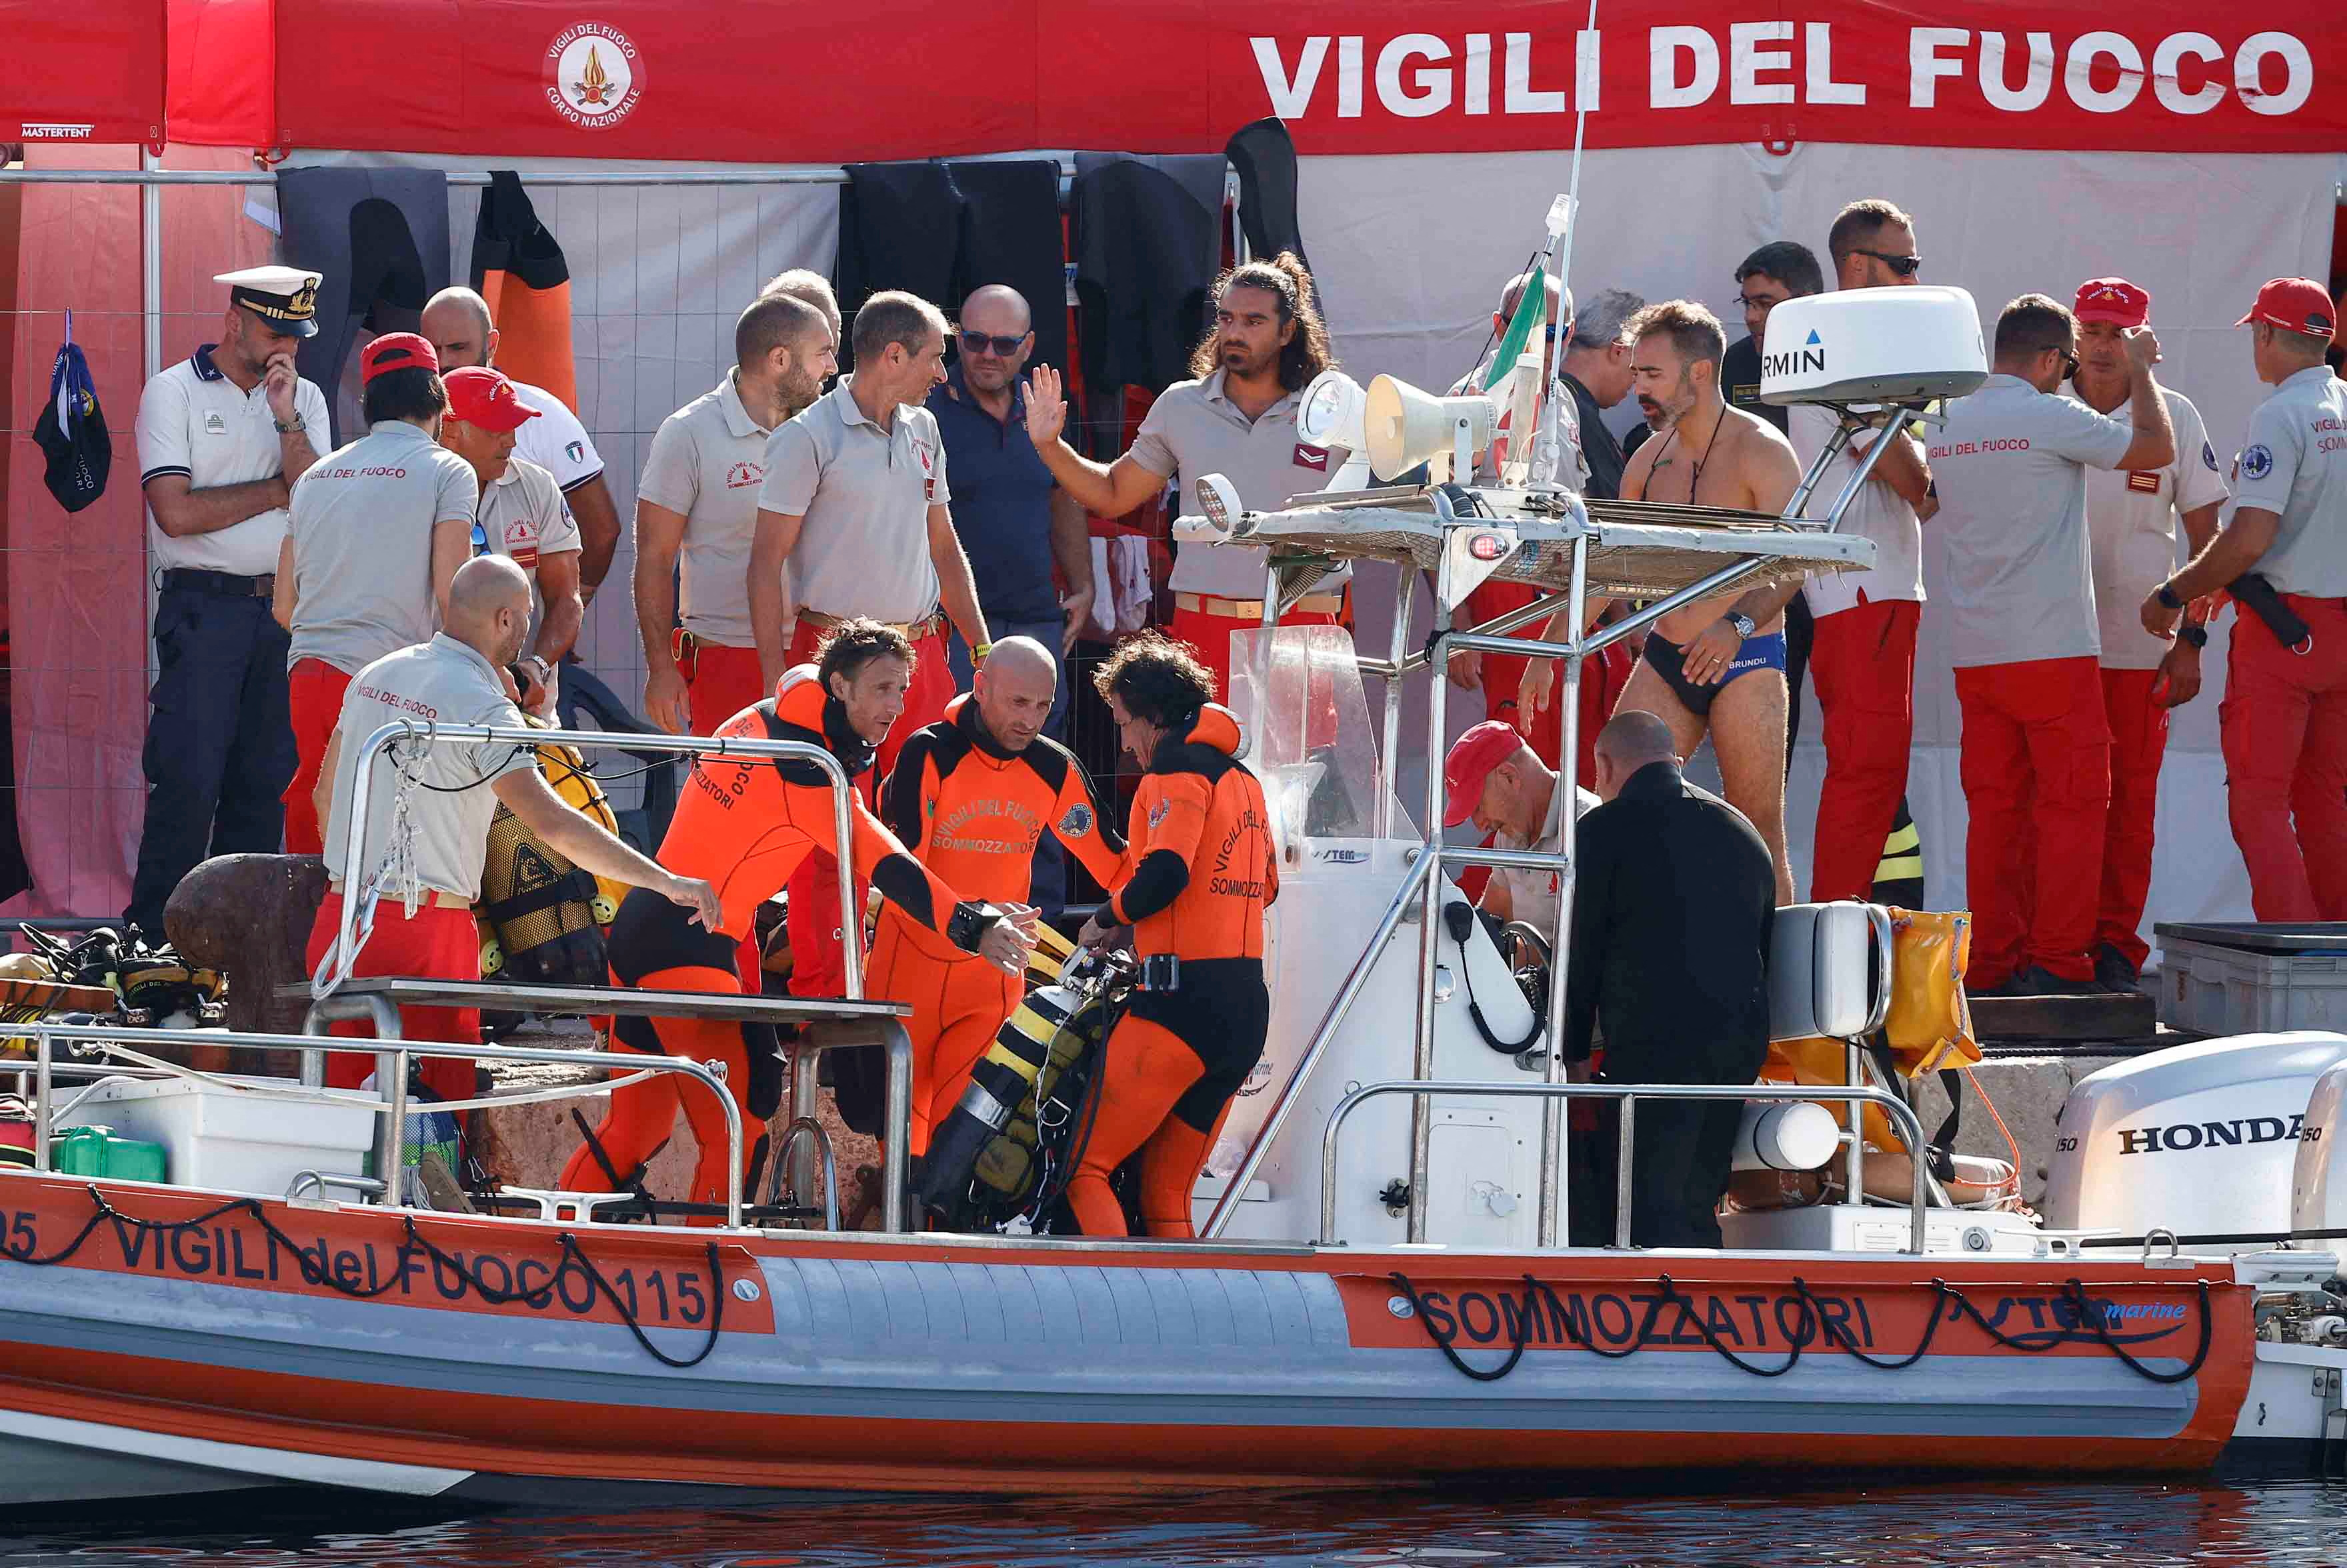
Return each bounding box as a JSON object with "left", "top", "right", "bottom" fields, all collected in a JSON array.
[{"left": 1758, "top": 286, "right": 1988, "bottom": 407}]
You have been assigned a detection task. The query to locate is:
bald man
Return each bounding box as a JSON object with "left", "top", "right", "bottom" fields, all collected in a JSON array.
[
  {"left": 762, "top": 268, "right": 843, "bottom": 341},
  {"left": 421, "top": 288, "right": 623, "bottom": 600},
  {"left": 1566, "top": 711, "right": 1775, "bottom": 1247},
  {"left": 876, "top": 635, "right": 1125, "bottom": 1159},
  {"left": 928, "top": 284, "right": 1095, "bottom": 913},
  {"left": 305, "top": 556, "right": 716, "bottom": 1114}
]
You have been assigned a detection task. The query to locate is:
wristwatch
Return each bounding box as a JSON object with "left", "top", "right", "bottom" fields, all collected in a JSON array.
[
  {"left": 1726, "top": 612, "right": 1757, "bottom": 641},
  {"left": 2155, "top": 583, "right": 2185, "bottom": 611},
  {"left": 2178, "top": 624, "right": 2209, "bottom": 649},
  {"left": 272, "top": 413, "right": 305, "bottom": 435}
]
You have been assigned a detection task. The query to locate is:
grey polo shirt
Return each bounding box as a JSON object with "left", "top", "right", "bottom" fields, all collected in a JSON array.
[
  {"left": 638, "top": 374, "right": 775, "bottom": 647},
  {"left": 135, "top": 345, "right": 331, "bottom": 577},
  {"left": 322, "top": 634, "right": 533, "bottom": 902},
  {"left": 286, "top": 421, "right": 479, "bottom": 675},
  {"left": 757, "top": 377, "right": 948, "bottom": 623},
  {"left": 1128, "top": 371, "right": 1350, "bottom": 598},
  {"left": 2237, "top": 365, "right": 2347, "bottom": 598},
  {"left": 475, "top": 455, "right": 579, "bottom": 629},
  {"left": 1927, "top": 375, "right": 2134, "bottom": 669}
]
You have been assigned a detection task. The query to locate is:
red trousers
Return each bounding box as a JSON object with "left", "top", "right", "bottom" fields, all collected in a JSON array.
[
  {"left": 783, "top": 622, "right": 953, "bottom": 999},
  {"left": 675, "top": 637, "right": 771, "bottom": 985},
  {"left": 681, "top": 637, "right": 767, "bottom": 737},
  {"left": 1169, "top": 600, "right": 1342, "bottom": 707},
  {"left": 2223, "top": 598, "right": 2347, "bottom": 921},
  {"left": 2096, "top": 667, "right": 2170, "bottom": 970},
  {"left": 1954, "top": 657, "right": 2110, "bottom": 986},
  {"left": 558, "top": 963, "right": 749, "bottom": 1227},
  {"left": 1461, "top": 582, "right": 1630, "bottom": 789},
  {"left": 1808, "top": 598, "right": 1919, "bottom": 903},
  {"left": 283, "top": 659, "right": 353, "bottom": 856},
  {"left": 302, "top": 891, "right": 479, "bottom": 1103},
  {"left": 867, "top": 912, "right": 1021, "bottom": 1157}
]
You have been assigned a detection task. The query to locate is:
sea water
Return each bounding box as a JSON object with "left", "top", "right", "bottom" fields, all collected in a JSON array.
[{"left": 3, "top": 1482, "right": 2346, "bottom": 1566}]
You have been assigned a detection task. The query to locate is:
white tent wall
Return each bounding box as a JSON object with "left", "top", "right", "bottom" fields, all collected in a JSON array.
[
  {"left": 282, "top": 153, "right": 841, "bottom": 812},
  {"left": 1308, "top": 143, "right": 2341, "bottom": 947}
]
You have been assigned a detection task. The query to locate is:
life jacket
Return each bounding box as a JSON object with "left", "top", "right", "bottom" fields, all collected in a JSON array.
[{"left": 476, "top": 725, "right": 622, "bottom": 989}]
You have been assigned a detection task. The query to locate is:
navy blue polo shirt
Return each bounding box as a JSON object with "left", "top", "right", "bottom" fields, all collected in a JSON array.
[{"left": 927, "top": 366, "right": 1060, "bottom": 623}]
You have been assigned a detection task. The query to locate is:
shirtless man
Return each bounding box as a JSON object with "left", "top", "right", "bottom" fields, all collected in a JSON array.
[{"left": 1522, "top": 300, "right": 1803, "bottom": 903}]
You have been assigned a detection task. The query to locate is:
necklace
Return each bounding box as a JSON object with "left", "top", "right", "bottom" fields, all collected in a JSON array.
[{"left": 1654, "top": 411, "right": 1725, "bottom": 503}]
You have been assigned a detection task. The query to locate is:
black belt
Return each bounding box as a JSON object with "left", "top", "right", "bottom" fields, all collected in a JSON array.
[{"left": 161, "top": 568, "right": 274, "bottom": 598}]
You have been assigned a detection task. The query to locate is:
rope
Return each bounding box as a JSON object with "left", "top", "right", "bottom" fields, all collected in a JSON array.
[
  {"left": 1388, "top": 1268, "right": 2220, "bottom": 1387},
  {"left": 0, "top": 1184, "right": 729, "bottom": 1369}
]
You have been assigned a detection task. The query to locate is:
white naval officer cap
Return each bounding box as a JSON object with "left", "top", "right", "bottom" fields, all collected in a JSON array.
[{"left": 215, "top": 265, "right": 323, "bottom": 338}]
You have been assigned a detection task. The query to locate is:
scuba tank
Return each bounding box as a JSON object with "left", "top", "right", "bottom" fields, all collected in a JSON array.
[
  {"left": 475, "top": 726, "right": 622, "bottom": 989},
  {"left": 918, "top": 938, "right": 1135, "bottom": 1231},
  {"left": 475, "top": 725, "right": 623, "bottom": 1035}
]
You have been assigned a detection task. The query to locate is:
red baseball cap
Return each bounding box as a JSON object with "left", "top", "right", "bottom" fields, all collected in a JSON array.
[
  {"left": 443, "top": 366, "right": 541, "bottom": 433},
  {"left": 359, "top": 332, "right": 439, "bottom": 383},
  {"left": 2237, "top": 278, "right": 2336, "bottom": 341},
  {"left": 2073, "top": 277, "right": 2149, "bottom": 328},
  {"left": 1443, "top": 720, "right": 1528, "bottom": 828}
]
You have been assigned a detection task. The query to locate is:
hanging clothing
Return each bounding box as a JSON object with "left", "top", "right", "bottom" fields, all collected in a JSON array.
[
  {"left": 276, "top": 167, "right": 449, "bottom": 446},
  {"left": 834, "top": 160, "right": 1070, "bottom": 376},
  {"left": 944, "top": 159, "right": 1069, "bottom": 376},
  {"left": 1071, "top": 155, "right": 1226, "bottom": 397},
  {"left": 468, "top": 171, "right": 577, "bottom": 412},
  {"left": 1224, "top": 118, "right": 1315, "bottom": 289}
]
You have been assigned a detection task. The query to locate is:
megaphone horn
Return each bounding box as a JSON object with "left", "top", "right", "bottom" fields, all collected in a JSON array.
[{"left": 1364, "top": 375, "right": 1496, "bottom": 483}]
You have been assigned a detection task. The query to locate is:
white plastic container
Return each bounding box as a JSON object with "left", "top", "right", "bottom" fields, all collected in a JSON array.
[
  {"left": 56, "top": 1076, "right": 375, "bottom": 1197},
  {"left": 2158, "top": 930, "right": 2347, "bottom": 1035}
]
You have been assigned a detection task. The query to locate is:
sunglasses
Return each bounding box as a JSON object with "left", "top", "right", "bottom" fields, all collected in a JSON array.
[
  {"left": 2058, "top": 349, "right": 2082, "bottom": 379},
  {"left": 959, "top": 330, "right": 1026, "bottom": 357},
  {"left": 1856, "top": 249, "right": 1924, "bottom": 277}
]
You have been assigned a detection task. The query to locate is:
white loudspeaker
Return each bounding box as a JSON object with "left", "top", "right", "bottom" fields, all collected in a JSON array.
[{"left": 1364, "top": 375, "right": 1496, "bottom": 483}]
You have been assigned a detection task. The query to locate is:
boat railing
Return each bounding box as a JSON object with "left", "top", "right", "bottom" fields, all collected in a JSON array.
[
  {"left": 319, "top": 719, "right": 865, "bottom": 1002},
  {"left": 11, "top": 1021, "right": 749, "bottom": 1227},
  {"left": 1320, "top": 1079, "right": 1933, "bottom": 1253}
]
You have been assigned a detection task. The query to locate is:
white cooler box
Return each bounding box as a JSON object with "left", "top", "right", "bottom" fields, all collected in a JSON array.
[{"left": 57, "top": 1075, "right": 375, "bottom": 1197}]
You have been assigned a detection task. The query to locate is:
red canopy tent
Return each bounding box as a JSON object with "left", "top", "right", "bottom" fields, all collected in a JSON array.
[
  {"left": 159, "top": 0, "right": 2347, "bottom": 160},
  {"left": 4, "top": 0, "right": 166, "bottom": 145}
]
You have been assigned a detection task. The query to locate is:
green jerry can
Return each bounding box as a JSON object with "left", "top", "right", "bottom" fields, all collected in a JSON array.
[{"left": 50, "top": 1125, "right": 168, "bottom": 1183}]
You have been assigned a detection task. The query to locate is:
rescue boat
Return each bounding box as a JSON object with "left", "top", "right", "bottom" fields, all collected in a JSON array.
[{"left": 0, "top": 283, "right": 2316, "bottom": 1508}]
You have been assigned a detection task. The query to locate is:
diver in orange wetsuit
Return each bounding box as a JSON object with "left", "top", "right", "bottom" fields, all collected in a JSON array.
[
  {"left": 873, "top": 636, "right": 1126, "bottom": 1157},
  {"left": 559, "top": 619, "right": 1035, "bottom": 1222},
  {"left": 1067, "top": 634, "right": 1277, "bottom": 1239}
]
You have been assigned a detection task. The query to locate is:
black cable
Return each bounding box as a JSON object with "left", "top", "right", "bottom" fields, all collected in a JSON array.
[
  {"left": 1, "top": 1184, "right": 729, "bottom": 1369},
  {"left": 1386, "top": 1270, "right": 1538, "bottom": 1381},
  {"left": 1386, "top": 1265, "right": 2219, "bottom": 1389}
]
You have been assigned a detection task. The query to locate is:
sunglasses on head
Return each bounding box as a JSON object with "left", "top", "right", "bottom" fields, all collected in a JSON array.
[
  {"left": 1857, "top": 249, "right": 1923, "bottom": 277},
  {"left": 959, "top": 330, "right": 1025, "bottom": 357}
]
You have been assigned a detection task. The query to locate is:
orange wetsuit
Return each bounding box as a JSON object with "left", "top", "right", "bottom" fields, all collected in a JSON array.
[
  {"left": 1066, "top": 704, "right": 1276, "bottom": 1238},
  {"left": 873, "top": 694, "right": 1126, "bottom": 1155},
  {"left": 561, "top": 665, "right": 994, "bottom": 1223}
]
